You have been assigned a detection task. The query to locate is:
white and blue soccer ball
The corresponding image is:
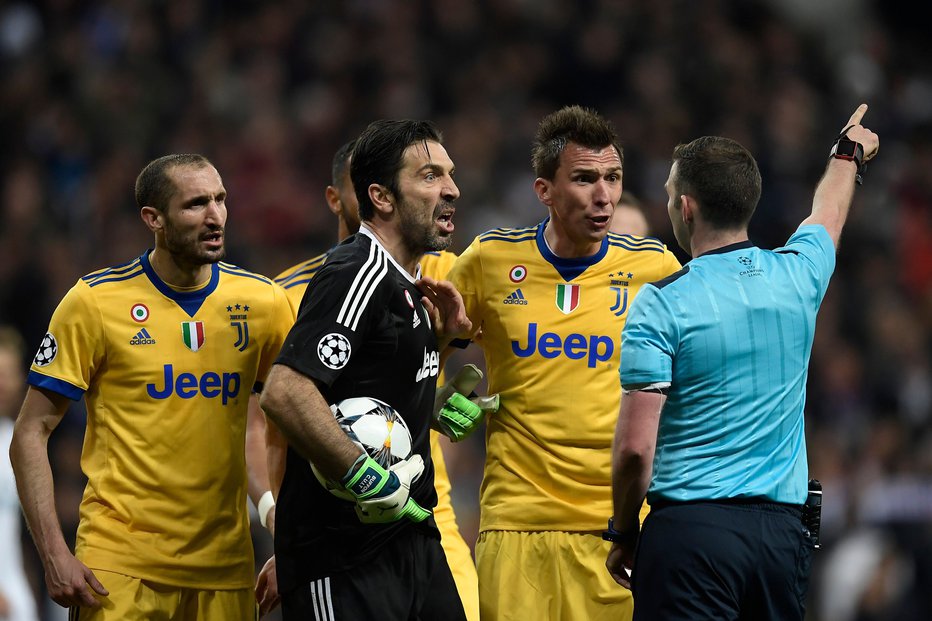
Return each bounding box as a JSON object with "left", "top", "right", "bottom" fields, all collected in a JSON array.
[{"left": 311, "top": 396, "right": 413, "bottom": 500}]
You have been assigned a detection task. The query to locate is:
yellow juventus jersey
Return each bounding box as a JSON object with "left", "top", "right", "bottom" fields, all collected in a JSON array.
[
  {"left": 447, "top": 221, "right": 681, "bottom": 533},
  {"left": 28, "top": 251, "right": 294, "bottom": 589},
  {"left": 275, "top": 252, "right": 328, "bottom": 310}
]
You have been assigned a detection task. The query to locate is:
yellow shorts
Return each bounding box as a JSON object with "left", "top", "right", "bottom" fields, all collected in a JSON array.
[
  {"left": 432, "top": 432, "right": 479, "bottom": 621},
  {"left": 476, "top": 530, "right": 632, "bottom": 621},
  {"left": 69, "top": 570, "right": 257, "bottom": 621}
]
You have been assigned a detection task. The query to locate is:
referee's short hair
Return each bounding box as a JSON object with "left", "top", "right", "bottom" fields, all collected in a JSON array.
[{"left": 672, "top": 137, "right": 761, "bottom": 229}]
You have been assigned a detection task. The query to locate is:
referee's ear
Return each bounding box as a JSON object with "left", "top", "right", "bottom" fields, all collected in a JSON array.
[{"left": 679, "top": 194, "right": 696, "bottom": 226}]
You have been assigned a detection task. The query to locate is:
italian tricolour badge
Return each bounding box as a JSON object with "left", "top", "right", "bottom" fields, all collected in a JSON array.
[
  {"left": 555, "top": 284, "right": 580, "bottom": 314},
  {"left": 181, "top": 321, "right": 205, "bottom": 352}
]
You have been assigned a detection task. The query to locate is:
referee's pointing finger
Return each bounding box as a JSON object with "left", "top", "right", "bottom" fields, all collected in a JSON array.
[{"left": 846, "top": 103, "right": 868, "bottom": 129}]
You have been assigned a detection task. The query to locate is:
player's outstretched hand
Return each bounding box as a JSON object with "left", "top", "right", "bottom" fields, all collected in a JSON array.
[
  {"left": 434, "top": 364, "right": 500, "bottom": 441},
  {"left": 343, "top": 454, "right": 431, "bottom": 524},
  {"left": 416, "top": 276, "right": 473, "bottom": 340},
  {"left": 46, "top": 551, "right": 109, "bottom": 609},
  {"left": 840, "top": 103, "right": 879, "bottom": 162}
]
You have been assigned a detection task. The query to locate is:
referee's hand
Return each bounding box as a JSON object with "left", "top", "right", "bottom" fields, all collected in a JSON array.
[
  {"left": 840, "top": 104, "right": 879, "bottom": 162},
  {"left": 606, "top": 541, "right": 636, "bottom": 590}
]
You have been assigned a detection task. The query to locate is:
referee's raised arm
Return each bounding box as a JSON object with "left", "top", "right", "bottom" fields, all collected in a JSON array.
[{"left": 802, "top": 103, "right": 880, "bottom": 247}]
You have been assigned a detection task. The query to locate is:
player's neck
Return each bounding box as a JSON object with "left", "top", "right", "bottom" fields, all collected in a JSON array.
[
  {"left": 148, "top": 248, "right": 213, "bottom": 289},
  {"left": 337, "top": 219, "right": 353, "bottom": 242},
  {"left": 543, "top": 221, "right": 601, "bottom": 258},
  {"left": 360, "top": 222, "right": 419, "bottom": 277}
]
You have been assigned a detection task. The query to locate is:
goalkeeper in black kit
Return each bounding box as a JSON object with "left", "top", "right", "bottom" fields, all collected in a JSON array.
[{"left": 260, "top": 119, "right": 485, "bottom": 620}]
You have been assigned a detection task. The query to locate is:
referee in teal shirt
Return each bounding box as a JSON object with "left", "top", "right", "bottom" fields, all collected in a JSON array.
[{"left": 606, "top": 105, "right": 879, "bottom": 620}]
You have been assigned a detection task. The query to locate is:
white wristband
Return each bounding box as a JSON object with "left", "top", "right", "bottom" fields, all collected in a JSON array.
[{"left": 257, "top": 491, "right": 275, "bottom": 529}]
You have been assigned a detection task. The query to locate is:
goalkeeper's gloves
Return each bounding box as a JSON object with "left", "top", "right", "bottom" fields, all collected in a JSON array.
[
  {"left": 341, "top": 453, "right": 431, "bottom": 524},
  {"left": 434, "top": 364, "right": 500, "bottom": 442}
]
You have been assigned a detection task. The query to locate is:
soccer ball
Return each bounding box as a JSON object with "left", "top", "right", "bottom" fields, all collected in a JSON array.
[
  {"left": 33, "top": 332, "right": 58, "bottom": 367},
  {"left": 311, "top": 397, "right": 414, "bottom": 500}
]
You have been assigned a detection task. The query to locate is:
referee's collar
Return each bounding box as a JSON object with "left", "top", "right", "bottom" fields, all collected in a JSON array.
[
  {"left": 698, "top": 240, "right": 755, "bottom": 257},
  {"left": 358, "top": 224, "right": 421, "bottom": 283}
]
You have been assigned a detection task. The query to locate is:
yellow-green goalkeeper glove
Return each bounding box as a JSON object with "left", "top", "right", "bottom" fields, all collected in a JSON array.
[
  {"left": 434, "top": 364, "right": 500, "bottom": 442},
  {"left": 341, "top": 453, "right": 431, "bottom": 524}
]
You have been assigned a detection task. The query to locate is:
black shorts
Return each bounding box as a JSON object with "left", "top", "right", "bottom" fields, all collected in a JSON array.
[
  {"left": 281, "top": 527, "right": 465, "bottom": 621},
  {"left": 632, "top": 500, "right": 814, "bottom": 621}
]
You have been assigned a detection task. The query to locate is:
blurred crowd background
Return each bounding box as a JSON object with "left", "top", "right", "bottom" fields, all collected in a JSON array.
[{"left": 1, "top": 1, "right": 930, "bottom": 619}]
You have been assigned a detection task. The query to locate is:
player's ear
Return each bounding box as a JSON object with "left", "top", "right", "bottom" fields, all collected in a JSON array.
[
  {"left": 368, "top": 183, "right": 394, "bottom": 216},
  {"left": 325, "top": 185, "right": 342, "bottom": 217},
  {"left": 140, "top": 206, "right": 164, "bottom": 232},
  {"left": 533, "top": 178, "right": 552, "bottom": 206}
]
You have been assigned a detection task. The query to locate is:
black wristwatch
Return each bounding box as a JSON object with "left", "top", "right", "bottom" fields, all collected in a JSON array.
[
  {"left": 602, "top": 517, "right": 637, "bottom": 544},
  {"left": 829, "top": 136, "right": 866, "bottom": 185}
]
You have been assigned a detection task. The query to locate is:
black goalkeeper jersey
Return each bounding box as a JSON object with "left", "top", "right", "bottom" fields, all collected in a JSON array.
[{"left": 274, "top": 227, "right": 441, "bottom": 590}]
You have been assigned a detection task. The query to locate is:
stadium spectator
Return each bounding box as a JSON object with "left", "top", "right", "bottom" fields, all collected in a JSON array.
[
  {"left": 0, "top": 326, "right": 39, "bottom": 621},
  {"left": 609, "top": 191, "right": 651, "bottom": 237}
]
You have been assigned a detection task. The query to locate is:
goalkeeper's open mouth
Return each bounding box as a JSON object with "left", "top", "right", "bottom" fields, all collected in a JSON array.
[{"left": 436, "top": 206, "right": 455, "bottom": 234}]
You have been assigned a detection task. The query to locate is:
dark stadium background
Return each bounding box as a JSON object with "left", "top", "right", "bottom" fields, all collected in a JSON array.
[{"left": 1, "top": 1, "right": 930, "bottom": 619}]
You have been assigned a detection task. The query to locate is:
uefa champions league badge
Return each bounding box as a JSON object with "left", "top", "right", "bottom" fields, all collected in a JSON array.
[
  {"left": 509, "top": 265, "right": 527, "bottom": 283},
  {"left": 33, "top": 332, "right": 58, "bottom": 366},
  {"left": 318, "top": 333, "right": 351, "bottom": 369}
]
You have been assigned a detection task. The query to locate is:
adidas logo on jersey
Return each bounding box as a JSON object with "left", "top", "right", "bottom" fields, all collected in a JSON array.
[
  {"left": 413, "top": 309, "right": 421, "bottom": 328},
  {"left": 130, "top": 328, "right": 156, "bottom": 345},
  {"left": 503, "top": 289, "right": 528, "bottom": 305}
]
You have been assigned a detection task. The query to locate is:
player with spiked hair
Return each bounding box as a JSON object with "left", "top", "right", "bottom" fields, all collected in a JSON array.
[{"left": 446, "top": 106, "right": 681, "bottom": 620}]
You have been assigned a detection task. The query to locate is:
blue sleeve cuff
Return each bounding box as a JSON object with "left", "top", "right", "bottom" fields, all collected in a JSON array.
[{"left": 27, "top": 371, "right": 85, "bottom": 401}]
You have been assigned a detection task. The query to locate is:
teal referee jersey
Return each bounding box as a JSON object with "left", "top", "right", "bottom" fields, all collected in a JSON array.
[{"left": 619, "top": 225, "right": 835, "bottom": 505}]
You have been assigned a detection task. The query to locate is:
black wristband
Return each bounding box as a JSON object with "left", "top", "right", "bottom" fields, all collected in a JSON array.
[
  {"left": 602, "top": 517, "right": 638, "bottom": 544},
  {"left": 829, "top": 137, "right": 866, "bottom": 185}
]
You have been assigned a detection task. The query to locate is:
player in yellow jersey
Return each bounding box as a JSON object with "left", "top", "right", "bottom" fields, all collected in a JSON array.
[
  {"left": 260, "top": 139, "right": 482, "bottom": 621},
  {"left": 446, "top": 106, "right": 682, "bottom": 621},
  {"left": 10, "top": 154, "right": 293, "bottom": 620}
]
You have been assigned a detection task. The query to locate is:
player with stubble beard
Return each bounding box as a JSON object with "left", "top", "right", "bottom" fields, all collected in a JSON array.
[{"left": 260, "top": 120, "right": 479, "bottom": 621}]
